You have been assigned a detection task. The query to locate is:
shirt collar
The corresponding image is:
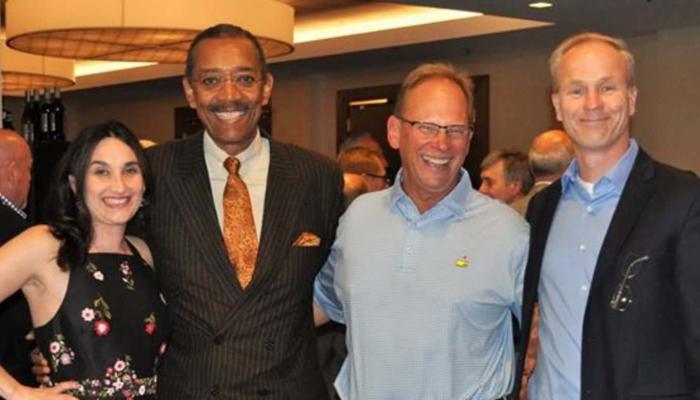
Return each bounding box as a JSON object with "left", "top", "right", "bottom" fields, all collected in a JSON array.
[
  {"left": 388, "top": 168, "right": 471, "bottom": 220},
  {"left": 0, "top": 192, "right": 27, "bottom": 220},
  {"left": 203, "top": 129, "right": 263, "bottom": 168},
  {"left": 561, "top": 138, "right": 639, "bottom": 196}
]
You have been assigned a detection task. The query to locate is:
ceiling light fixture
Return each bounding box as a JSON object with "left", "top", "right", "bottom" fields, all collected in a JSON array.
[
  {"left": 349, "top": 98, "right": 389, "bottom": 107},
  {"left": 6, "top": 0, "right": 295, "bottom": 63},
  {"left": 1, "top": 39, "right": 75, "bottom": 94},
  {"left": 528, "top": 2, "right": 554, "bottom": 9}
]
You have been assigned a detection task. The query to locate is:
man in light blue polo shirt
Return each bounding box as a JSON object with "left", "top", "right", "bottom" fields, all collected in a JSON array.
[{"left": 313, "top": 63, "right": 529, "bottom": 400}]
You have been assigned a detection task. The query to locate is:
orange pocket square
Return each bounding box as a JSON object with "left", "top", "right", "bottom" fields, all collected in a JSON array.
[{"left": 292, "top": 232, "right": 321, "bottom": 247}]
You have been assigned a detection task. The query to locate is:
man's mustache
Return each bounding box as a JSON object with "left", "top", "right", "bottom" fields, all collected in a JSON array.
[{"left": 208, "top": 101, "right": 251, "bottom": 113}]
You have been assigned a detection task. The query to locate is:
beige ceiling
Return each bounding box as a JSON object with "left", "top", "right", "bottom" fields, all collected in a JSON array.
[
  {"left": 55, "top": 1, "right": 550, "bottom": 91},
  {"left": 4, "top": 0, "right": 700, "bottom": 94},
  {"left": 0, "top": 0, "right": 597, "bottom": 93},
  {"left": 279, "top": 0, "right": 367, "bottom": 15}
]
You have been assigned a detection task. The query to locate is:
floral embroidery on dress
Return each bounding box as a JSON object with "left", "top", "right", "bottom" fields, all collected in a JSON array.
[
  {"left": 143, "top": 313, "right": 156, "bottom": 335},
  {"left": 86, "top": 262, "right": 104, "bottom": 281},
  {"left": 48, "top": 334, "right": 75, "bottom": 372},
  {"left": 83, "top": 296, "right": 113, "bottom": 337},
  {"left": 70, "top": 355, "right": 158, "bottom": 399},
  {"left": 119, "top": 261, "right": 136, "bottom": 290}
]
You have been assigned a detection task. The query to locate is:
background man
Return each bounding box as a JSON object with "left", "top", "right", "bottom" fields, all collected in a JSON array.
[
  {"left": 0, "top": 129, "right": 34, "bottom": 387},
  {"left": 511, "top": 129, "right": 573, "bottom": 215},
  {"left": 515, "top": 32, "right": 700, "bottom": 400},
  {"left": 337, "top": 146, "right": 389, "bottom": 192},
  {"left": 146, "top": 24, "right": 343, "bottom": 399},
  {"left": 314, "top": 63, "right": 529, "bottom": 399},
  {"left": 337, "top": 131, "right": 388, "bottom": 168},
  {"left": 479, "top": 149, "right": 533, "bottom": 205}
]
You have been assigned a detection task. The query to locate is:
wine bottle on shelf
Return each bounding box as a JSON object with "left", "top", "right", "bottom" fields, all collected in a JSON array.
[
  {"left": 21, "top": 90, "right": 34, "bottom": 144},
  {"left": 40, "top": 89, "right": 53, "bottom": 142},
  {"left": 51, "top": 87, "right": 66, "bottom": 141},
  {"left": 2, "top": 108, "right": 15, "bottom": 131},
  {"left": 30, "top": 89, "right": 42, "bottom": 142}
]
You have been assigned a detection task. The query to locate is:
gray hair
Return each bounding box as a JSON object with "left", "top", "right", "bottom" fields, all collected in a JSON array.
[{"left": 481, "top": 149, "right": 533, "bottom": 195}]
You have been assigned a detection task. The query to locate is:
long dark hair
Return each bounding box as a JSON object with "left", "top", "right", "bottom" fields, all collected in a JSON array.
[{"left": 46, "top": 121, "right": 151, "bottom": 271}]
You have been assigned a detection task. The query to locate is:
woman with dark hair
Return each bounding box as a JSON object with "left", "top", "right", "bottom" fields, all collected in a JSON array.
[{"left": 0, "top": 121, "right": 168, "bottom": 399}]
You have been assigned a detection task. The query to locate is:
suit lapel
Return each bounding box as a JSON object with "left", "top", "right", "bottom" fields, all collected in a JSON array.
[
  {"left": 525, "top": 181, "right": 563, "bottom": 301},
  {"left": 589, "top": 150, "right": 656, "bottom": 292},
  {"left": 165, "top": 134, "right": 242, "bottom": 299},
  {"left": 251, "top": 141, "right": 304, "bottom": 288}
]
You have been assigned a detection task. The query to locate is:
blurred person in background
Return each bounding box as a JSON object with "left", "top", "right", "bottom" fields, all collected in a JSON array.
[
  {"left": 0, "top": 129, "right": 35, "bottom": 390},
  {"left": 511, "top": 129, "right": 573, "bottom": 215},
  {"left": 479, "top": 150, "right": 533, "bottom": 205}
]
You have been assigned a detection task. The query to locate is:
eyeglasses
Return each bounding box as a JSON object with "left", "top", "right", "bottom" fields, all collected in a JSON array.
[
  {"left": 191, "top": 72, "right": 262, "bottom": 91},
  {"left": 394, "top": 115, "right": 473, "bottom": 139},
  {"left": 361, "top": 172, "right": 391, "bottom": 186},
  {"left": 609, "top": 255, "right": 649, "bottom": 312}
]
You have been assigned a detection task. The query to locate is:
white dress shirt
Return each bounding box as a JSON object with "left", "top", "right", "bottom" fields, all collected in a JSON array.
[{"left": 203, "top": 130, "right": 270, "bottom": 239}]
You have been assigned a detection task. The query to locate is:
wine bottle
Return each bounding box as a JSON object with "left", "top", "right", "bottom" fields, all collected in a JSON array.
[
  {"left": 40, "top": 89, "right": 52, "bottom": 141},
  {"left": 30, "top": 89, "right": 42, "bottom": 142},
  {"left": 2, "top": 108, "right": 15, "bottom": 131},
  {"left": 21, "top": 91, "right": 34, "bottom": 144},
  {"left": 51, "top": 87, "right": 66, "bottom": 141}
]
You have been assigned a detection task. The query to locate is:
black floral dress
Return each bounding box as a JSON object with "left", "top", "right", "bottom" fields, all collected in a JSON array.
[{"left": 35, "top": 242, "right": 169, "bottom": 399}]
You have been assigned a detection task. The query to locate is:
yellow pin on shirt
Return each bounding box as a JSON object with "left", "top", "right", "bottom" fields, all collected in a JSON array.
[{"left": 455, "top": 256, "right": 469, "bottom": 269}]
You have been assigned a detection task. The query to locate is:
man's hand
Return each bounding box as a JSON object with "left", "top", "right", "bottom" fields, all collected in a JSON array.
[
  {"left": 519, "top": 304, "right": 540, "bottom": 400},
  {"left": 313, "top": 303, "right": 330, "bottom": 327},
  {"left": 29, "top": 348, "right": 51, "bottom": 386}
]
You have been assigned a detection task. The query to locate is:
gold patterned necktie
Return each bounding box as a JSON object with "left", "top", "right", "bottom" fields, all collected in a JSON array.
[{"left": 223, "top": 157, "right": 259, "bottom": 288}]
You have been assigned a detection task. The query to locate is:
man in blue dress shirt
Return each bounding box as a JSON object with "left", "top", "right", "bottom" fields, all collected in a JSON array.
[
  {"left": 314, "top": 63, "right": 529, "bottom": 400},
  {"left": 515, "top": 32, "right": 700, "bottom": 400}
]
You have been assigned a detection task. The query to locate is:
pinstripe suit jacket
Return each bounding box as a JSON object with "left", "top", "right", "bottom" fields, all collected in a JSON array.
[{"left": 146, "top": 133, "right": 343, "bottom": 400}]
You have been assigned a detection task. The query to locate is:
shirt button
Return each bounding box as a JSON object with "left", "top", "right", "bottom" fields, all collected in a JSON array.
[
  {"left": 210, "top": 384, "right": 220, "bottom": 396},
  {"left": 579, "top": 244, "right": 587, "bottom": 251},
  {"left": 586, "top": 206, "right": 593, "bottom": 213},
  {"left": 213, "top": 335, "right": 224, "bottom": 345},
  {"left": 264, "top": 340, "right": 275, "bottom": 351},
  {"left": 581, "top": 285, "right": 588, "bottom": 291}
]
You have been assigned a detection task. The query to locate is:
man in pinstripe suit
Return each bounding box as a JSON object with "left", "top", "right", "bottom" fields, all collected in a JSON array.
[{"left": 146, "top": 24, "right": 343, "bottom": 399}]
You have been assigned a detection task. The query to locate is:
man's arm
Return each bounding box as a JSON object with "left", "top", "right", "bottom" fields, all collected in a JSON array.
[
  {"left": 313, "top": 303, "right": 330, "bottom": 327},
  {"left": 313, "top": 240, "right": 345, "bottom": 326}
]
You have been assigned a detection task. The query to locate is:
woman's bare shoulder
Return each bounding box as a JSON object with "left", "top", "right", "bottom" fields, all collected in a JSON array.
[{"left": 126, "top": 235, "right": 154, "bottom": 268}]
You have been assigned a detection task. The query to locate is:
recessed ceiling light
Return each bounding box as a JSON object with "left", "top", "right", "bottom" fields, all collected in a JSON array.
[{"left": 529, "top": 2, "right": 553, "bottom": 9}]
